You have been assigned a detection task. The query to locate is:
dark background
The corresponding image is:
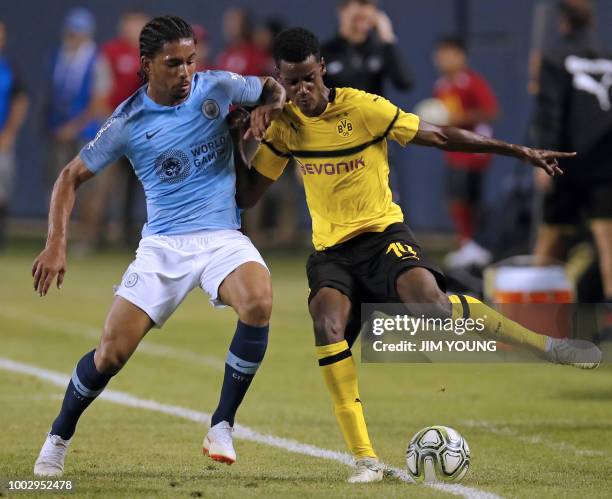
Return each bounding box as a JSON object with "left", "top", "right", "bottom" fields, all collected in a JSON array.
[{"left": 3, "top": 0, "right": 612, "bottom": 231}]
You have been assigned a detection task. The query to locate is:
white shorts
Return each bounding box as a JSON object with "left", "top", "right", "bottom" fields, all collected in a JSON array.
[{"left": 115, "top": 229, "right": 268, "bottom": 328}]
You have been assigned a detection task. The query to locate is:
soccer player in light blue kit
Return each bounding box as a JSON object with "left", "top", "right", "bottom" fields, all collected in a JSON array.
[{"left": 32, "top": 16, "right": 286, "bottom": 476}]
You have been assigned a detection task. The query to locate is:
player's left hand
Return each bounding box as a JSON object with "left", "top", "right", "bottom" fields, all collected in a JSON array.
[
  {"left": 244, "top": 104, "right": 282, "bottom": 141},
  {"left": 519, "top": 147, "right": 574, "bottom": 176}
]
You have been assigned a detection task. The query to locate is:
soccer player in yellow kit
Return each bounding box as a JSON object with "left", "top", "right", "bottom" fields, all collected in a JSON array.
[{"left": 235, "top": 27, "right": 602, "bottom": 483}]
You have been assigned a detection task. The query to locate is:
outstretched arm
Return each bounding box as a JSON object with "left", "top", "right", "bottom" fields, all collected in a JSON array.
[
  {"left": 412, "top": 120, "right": 572, "bottom": 176},
  {"left": 32, "top": 158, "right": 94, "bottom": 296}
]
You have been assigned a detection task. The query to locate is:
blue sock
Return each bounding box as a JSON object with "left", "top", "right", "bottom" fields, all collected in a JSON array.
[
  {"left": 211, "top": 321, "right": 269, "bottom": 426},
  {"left": 51, "top": 350, "right": 113, "bottom": 440}
]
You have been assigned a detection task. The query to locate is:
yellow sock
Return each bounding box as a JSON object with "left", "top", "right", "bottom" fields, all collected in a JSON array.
[
  {"left": 448, "top": 294, "right": 548, "bottom": 351},
  {"left": 316, "top": 340, "right": 376, "bottom": 459}
]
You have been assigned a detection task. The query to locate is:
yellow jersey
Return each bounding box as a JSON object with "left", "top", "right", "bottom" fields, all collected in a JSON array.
[{"left": 252, "top": 87, "right": 420, "bottom": 250}]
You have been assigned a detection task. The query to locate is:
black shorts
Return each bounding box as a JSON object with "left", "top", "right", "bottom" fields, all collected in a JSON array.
[
  {"left": 447, "top": 168, "right": 484, "bottom": 205},
  {"left": 543, "top": 175, "right": 612, "bottom": 226},
  {"left": 306, "top": 223, "right": 446, "bottom": 345}
]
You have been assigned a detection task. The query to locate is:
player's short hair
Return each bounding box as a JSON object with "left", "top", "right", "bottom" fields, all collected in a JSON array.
[
  {"left": 435, "top": 35, "right": 467, "bottom": 53},
  {"left": 273, "top": 27, "right": 320, "bottom": 65},
  {"left": 139, "top": 15, "right": 194, "bottom": 79}
]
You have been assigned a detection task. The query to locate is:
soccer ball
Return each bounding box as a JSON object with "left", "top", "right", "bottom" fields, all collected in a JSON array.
[
  {"left": 413, "top": 98, "right": 451, "bottom": 126},
  {"left": 406, "top": 425, "right": 470, "bottom": 483}
]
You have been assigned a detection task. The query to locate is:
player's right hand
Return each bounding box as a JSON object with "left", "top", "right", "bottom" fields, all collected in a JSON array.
[
  {"left": 32, "top": 245, "right": 66, "bottom": 297},
  {"left": 244, "top": 105, "right": 281, "bottom": 141},
  {"left": 519, "top": 147, "right": 574, "bottom": 176}
]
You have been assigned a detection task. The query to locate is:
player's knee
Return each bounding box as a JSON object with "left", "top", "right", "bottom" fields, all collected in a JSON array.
[
  {"left": 95, "top": 343, "right": 126, "bottom": 375},
  {"left": 237, "top": 289, "right": 272, "bottom": 326},
  {"left": 397, "top": 274, "right": 445, "bottom": 304},
  {"left": 312, "top": 314, "right": 346, "bottom": 345},
  {"left": 96, "top": 329, "right": 131, "bottom": 375}
]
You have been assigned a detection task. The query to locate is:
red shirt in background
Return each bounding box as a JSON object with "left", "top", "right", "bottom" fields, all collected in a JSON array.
[
  {"left": 215, "top": 42, "right": 273, "bottom": 76},
  {"left": 101, "top": 38, "right": 142, "bottom": 109},
  {"left": 434, "top": 69, "right": 498, "bottom": 170}
]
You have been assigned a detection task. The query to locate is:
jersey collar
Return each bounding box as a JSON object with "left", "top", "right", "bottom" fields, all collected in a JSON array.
[
  {"left": 290, "top": 87, "right": 337, "bottom": 121},
  {"left": 143, "top": 73, "right": 197, "bottom": 110}
]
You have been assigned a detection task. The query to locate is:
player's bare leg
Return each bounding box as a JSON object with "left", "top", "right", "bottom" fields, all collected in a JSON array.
[
  {"left": 396, "top": 267, "right": 452, "bottom": 316},
  {"left": 34, "top": 298, "right": 153, "bottom": 476},
  {"left": 396, "top": 267, "right": 601, "bottom": 368},
  {"left": 203, "top": 262, "right": 272, "bottom": 464},
  {"left": 310, "top": 288, "right": 383, "bottom": 483},
  {"left": 311, "top": 288, "right": 351, "bottom": 347}
]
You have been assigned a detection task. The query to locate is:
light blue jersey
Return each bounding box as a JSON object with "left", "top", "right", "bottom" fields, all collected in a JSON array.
[{"left": 80, "top": 71, "right": 263, "bottom": 236}]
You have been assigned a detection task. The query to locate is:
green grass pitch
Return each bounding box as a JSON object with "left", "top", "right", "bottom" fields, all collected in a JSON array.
[{"left": 1, "top": 246, "right": 611, "bottom": 498}]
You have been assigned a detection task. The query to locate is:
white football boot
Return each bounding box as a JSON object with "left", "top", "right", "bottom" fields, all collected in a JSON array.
[
  {"left": 34, "top": 433, "right": 71, "bottom": 477},
  {"left": 348, "top": 457, "right": 384, "bottom": 483},
  {"left": 544, "top": 337, "right": 602, "bottom": 369},
  {"left": 203, "top": 421, "right": 236, "bottom": 465}
]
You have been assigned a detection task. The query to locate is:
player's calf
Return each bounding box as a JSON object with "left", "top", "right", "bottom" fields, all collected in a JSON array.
[
  {"left": 34, "top": 298, "right": 151, "bottom": 476},
  {"left": 34, "top": 349, "right": 113, "bottom": 477},
  {"left": 449, "top": 294, "right": 602, "bottom": 369},
  {"left": 207, "top": 320, "right": 269, "bottom": 452},
  {"left": 206, "top": 262, "right": 271, "bottom": 463}
]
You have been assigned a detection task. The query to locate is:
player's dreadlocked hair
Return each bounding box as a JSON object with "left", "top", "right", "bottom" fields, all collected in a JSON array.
[
  {"left": 139, "top": 15, "right": 194, "bottom": 81},
  {"left": 272, "top": 27, "right": 320, "bottom": 64}
]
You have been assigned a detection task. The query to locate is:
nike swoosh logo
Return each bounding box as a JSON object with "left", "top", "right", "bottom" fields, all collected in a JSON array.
[
  {"left": 145, "top": 128, "right": 162, "bottom": 139},
  {"left": 236, "top": 362, "right": 256, "bottom": 369}
]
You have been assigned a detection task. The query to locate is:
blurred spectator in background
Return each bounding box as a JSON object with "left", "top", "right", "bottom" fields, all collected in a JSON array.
[
  {"left": 321, "top": 0, "right": 413, "bottom": 96},
  {"left": 45, "top": 7, "right": 101, "bottom": 252},
  {"left": 193, "top": 24, "right": 213, "bottom": 72},
  {"left": 0, "top": 19, "right": 28, "bottom": 248},
  {"left": 216, "top": 8, "right": 271, "bottom": 76},
  {"left": 47, "top": 8, "right": 98, "bottom": 170},
  {"left": 253, "top": 18, "right": 284, "bottom": 75},
  {"left": 432, "top": 36, "right": 499, "bottom": 269},
  {"left": 96, "top": 11, "right": 147, "bottom": 113},
  {"left": 531, "top": 0, "right": 612, "bottom": 320},
  {"left": 91, "top": 10, "right": 148, "bottom": 248}
]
